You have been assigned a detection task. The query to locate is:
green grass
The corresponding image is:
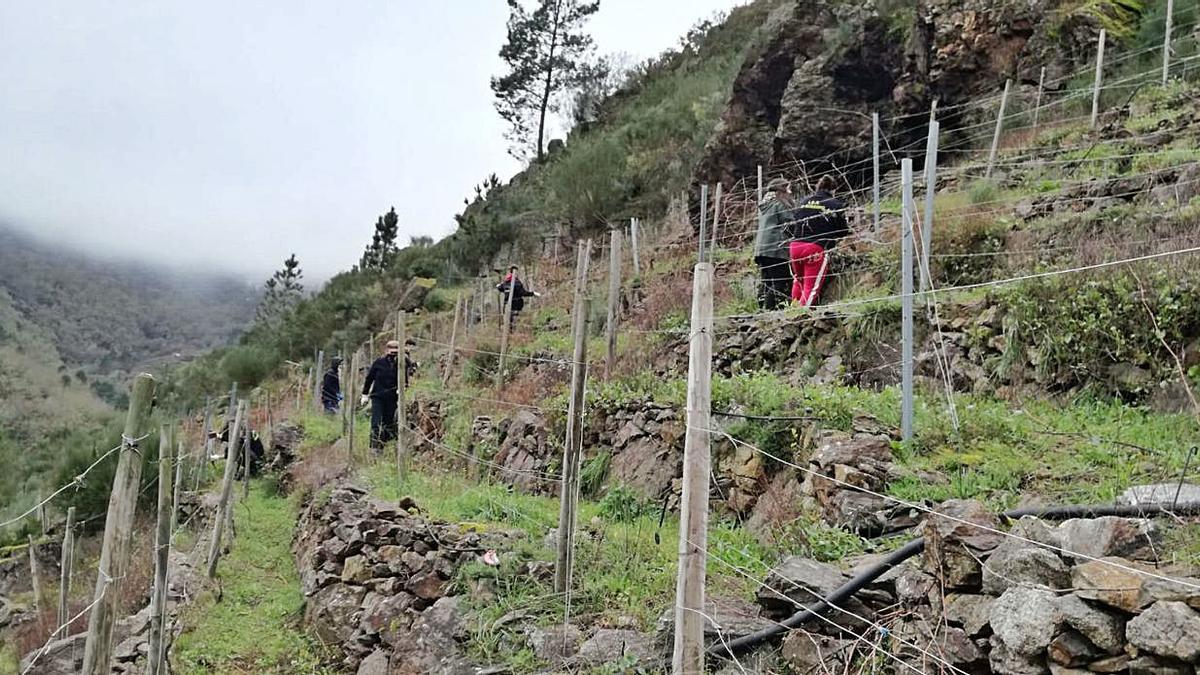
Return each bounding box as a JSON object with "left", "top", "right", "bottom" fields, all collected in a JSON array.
[
  {"left": 172, "top": 482, "right": 334, "bottom": 674},
  {"left": 357, "top": 463, "right": 772, "bottom": 672}
]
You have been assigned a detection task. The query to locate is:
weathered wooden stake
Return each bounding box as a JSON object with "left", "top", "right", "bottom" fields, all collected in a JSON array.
[
  {"left": 872, "top": 112, "right": 881, "bottom": 234},
  {"left": 985, "top": 80, "right": 1011, "bottom": 179},
  {"left": 554, "top": 241, "right": 593, "bottom": 595},
  {"left": 443, "top": 295, "right": 462, "bottom": 386},
  {"left": 82, "top": 373, "right": 157, "bottom": 675},
  {"left": 496, "top": 266, "right": 518, "bottom": 389},
  {"left": 171, "top": 436, "right": 184, "bottom": 536},
  {"left": 396, "top": 312, "right": 409, "bottom": 484},
  {"left": 56, "top": 506, "right": 76, "bottom": 638},
  {"left": 348, "top": 352, "right": 358, "bottom": 460},
  {"left": 1164, "top": 0, "right": 1175, "bottom": 84},
  {"left": 1033, "top": 66, "right": 1046, "bottom": 132},
  {"left": 198, "top": 398, "right": 213, "bottom": 491},
  {"left": 698, "top": 184, "right": 708, "bottom": 262},
  {"left": 756, "top": 164, "right": 763, "bottom": 204},
  {"left": 1091, "top": 29, "right": 1107, "bottom": 129},
  {"left": 920, "top": 120, "right": 939, "bottom": 293},
  {"left": 604, "top": 229, "right": 622, "bottom": 379},
  {"left": 28, "top": 535, "right": 45, "bottom": 615},
  {"left": 242, "top": 398, "right": 253, "bottom": 499},
  {"left": 147, "top": 426, "right": 174, "bottom": 675},
  {"left": 708, "top": 182, "right": 723, "bottom": 252},
  {"left": 206, "top": 399, "right": 245, "bottom": 579},
  {"left": 671, "top": 262, "right": 714, "bottom": 675},
  {"left": 313, "top": 350, "right": 325, "bottom": 413},
  {"left": 630, "top": 217, "right": 641, "bottom": 277},
  {"left": 901, "top": 160, "right": 915, "bottom": 443}
]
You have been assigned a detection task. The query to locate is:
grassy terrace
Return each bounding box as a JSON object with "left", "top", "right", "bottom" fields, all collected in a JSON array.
[{"left": 173, "top": 481, "right": 334, "bottom": 674}]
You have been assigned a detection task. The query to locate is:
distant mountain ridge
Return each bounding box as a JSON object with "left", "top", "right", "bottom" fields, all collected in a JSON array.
[{"left": 0, "top": 225, "right": 257, "bottom": 405}]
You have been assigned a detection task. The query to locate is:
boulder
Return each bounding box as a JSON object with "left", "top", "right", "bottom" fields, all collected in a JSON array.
[
  {"left": 1072, "top": 558, "right": 1200, "bottom": 613},
  {"left": 610, "top": 436, "right": 681, "bottom": 500},
  {"left": 357, "top": 649, "right": 390, "bottom": 675},
  {"left": 1126, "top": 655, "right": 1195, "bottom": 675},
  {"left": 990, "top": 587, "right": 1062, "bottom": 656},
  {"left": 781, "top": 630, "right": 851, "bottom": 673},
  {"left": 982, "top": 542, "right": 1070, "bottom": 595},
  {"left": 1053, "top": 517, "right": 1163, "bottom": 562},
  {"left": 944, "top": 593, "right": 995, "bottom": 637},
  {"left": 1047, "top": 630, "right": 1102, "bottom": 667},
  {"left": 528, "top": 624, "right": 584, "bottom": 664},
  {"left": 989, "top": 637, "right": 1049, "bottom": 675},
  {"left": 1125, "top": 601, "right": 1200, "bottom": 662},
  {"left": 305, "top": 583, "right": 366, "bottom": 643},
  {"left": 1055, "top": 594, "right": 1125, "bottom": 655},
  {"left": 341, "top": 555, "right": 372, "bottom": 584},
  {"left": 924, "top": 499, "right": 1004, "bottom": 589},
  {"left": 658, "top": 595, "right": 775, "bottom": 643},
  {"left": 575, "top": 629, "right": 658, "bottom": 669},
  {"left": 1118, "top": 483, "right": 1200, "bottom": 508}
]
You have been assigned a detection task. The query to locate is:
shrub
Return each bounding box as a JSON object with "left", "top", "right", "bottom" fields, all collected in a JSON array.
[{"left": 220, "top": 344, "right": 279, "bottom": 388}]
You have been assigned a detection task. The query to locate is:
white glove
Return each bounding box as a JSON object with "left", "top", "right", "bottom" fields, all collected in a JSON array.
[
  {"left": 533, "top": 291, "right": 542, "bottom": 297},
  {"left": 360, "top": 395, "right": 369, "bottom": 407}
]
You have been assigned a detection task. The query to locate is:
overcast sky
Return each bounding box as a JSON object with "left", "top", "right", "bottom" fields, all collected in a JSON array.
[{"left": 0, "top": 1, "right": 742, "bottom": 281}]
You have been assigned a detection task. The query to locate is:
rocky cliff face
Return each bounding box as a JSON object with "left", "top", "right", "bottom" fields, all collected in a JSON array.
[{"left": 695, "top": 0, "right": 1102, "bottom": 185}]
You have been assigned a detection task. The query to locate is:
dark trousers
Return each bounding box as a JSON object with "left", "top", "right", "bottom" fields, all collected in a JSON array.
[
  {"left": 369, "top": 396, "right": 398, "bottom": 449},
  {"left": 756, "top": 256, "right": 791, "bottom": 311}
]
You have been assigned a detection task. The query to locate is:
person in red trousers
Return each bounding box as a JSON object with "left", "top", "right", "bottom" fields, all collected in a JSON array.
[{"left": 787, "top": 175, "right": 849, "bottom": 307}]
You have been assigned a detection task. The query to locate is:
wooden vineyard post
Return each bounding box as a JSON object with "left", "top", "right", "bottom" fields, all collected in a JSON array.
[
  {"left": 171, "top": 435, "right": 184, "bottom": 535},
  {"left": 242, "top": 398, "right": 253, "bottom": 500},
  {"left": 496, "top": 266, "right": 517, "bottom": 389},
  {"left": 554, "top": 241, "right": 593, "bottom": 594},
  {"left": 348, "top": 352, "right": 358, "bottom": 460},
  {"left": 604, "top": 228, "right": 622, "bottom": 379},
  {"left": 671, "top": 262, "right": 714, "bottom": 675},
  {"left": 708, "top": 182, "right": 723, "bottom": 252},
  {"left": 1091, "top": 29, "right": 1107, "bottom": 128},
  {"left": 630, "top": 217, "right": 641, "bottom": 277},
  {"left": 985, "top": 80, "right": 1011, "bottom": 179},
  {"left": 28, "top": 535, "right": 45, "bottom": 615},
  {"left": 900, "top": 159, "right": 915, "bottom": 443},
  {"left": 872, "top": 112, "right": 881, "bottom": 234},
  {"left": 313, "top": 350, "right": 325, "bottom": 413},
  {"left": 443, "top": 295, "right": 462, "bottom": 386},
  {"left": 206, "top": 399, "right": 245, "bottom": 578},
  {"left": 56, "top": 506, "right": 76, "bottom": 638},
  {"left": 82, "top": 373, "right": 157, "bottom": 675},
  {"left": 396, "top": 311, "right": 409, "bottom": 484},
  {"left": 147, "top": 426, "right": 174, "bottom": 675},
  {"left": 198, "top": 397, "right": 213, "bottom": 491}
]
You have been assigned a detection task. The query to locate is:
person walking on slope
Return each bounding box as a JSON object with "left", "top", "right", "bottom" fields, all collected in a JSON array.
[
  {"left": 754, "top": 177, "right": 796, "bottom": 310},
  {"left": 360, "top": 341, "right": 405, "bottom": 451},
  {"left": 496, "top": 266, "right": 540, "bottom": 328},
  {"left": 787, "top": 175, "right": 850, "bottom": 307},
  {"left": 320, "top": 356, "right": 343, "bottom": 413}
]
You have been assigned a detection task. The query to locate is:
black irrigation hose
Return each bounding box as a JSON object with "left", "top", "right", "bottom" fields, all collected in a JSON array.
[{"left": 709, "top": 500, "right": 1200, "bottom": 658}]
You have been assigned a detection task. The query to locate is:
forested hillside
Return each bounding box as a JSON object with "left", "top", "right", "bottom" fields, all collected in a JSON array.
[{"left": 0, "top": 226, "right": 255, "bottom": 537}]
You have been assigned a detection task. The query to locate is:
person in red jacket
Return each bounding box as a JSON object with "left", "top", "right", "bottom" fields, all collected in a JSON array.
[{"left": 787, "top": 175, "right": 850, "bottom": 307}]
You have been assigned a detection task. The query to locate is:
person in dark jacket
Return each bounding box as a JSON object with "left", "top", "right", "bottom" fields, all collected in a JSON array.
[
  {"left": 211, "top": 423, "right": 265, "bottom": 479},
  {"left": 321, "top": 356, "right": 343, "bottom": 413},
  {"left": 360, "top": 340, "right": 416, "bottom": 450},
  {"left": 787, "top": 175, "right": 850, "bottom": 307},
  {"left": 496, "top": 266, "right": 539, "bottom": 328},
  {"left": 754, "top": 177, "right": 795, "bottom": 310}
]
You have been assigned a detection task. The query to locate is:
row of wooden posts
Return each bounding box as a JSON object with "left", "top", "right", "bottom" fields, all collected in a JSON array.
[{"left": 42, "top": 375, "right": 277, "bottom": 675}]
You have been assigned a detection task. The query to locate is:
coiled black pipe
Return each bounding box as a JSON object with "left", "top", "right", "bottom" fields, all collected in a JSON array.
[{"left": 708, "top": 500, "right": 1200, "bottom": 657}]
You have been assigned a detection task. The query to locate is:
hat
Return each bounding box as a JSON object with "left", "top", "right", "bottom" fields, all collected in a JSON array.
[
  {"left": 766, "top": 177, "right": 790, "bottom": 192},
  {"left": 386, "top": 340, "right": 400, "bottom": 351}
]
